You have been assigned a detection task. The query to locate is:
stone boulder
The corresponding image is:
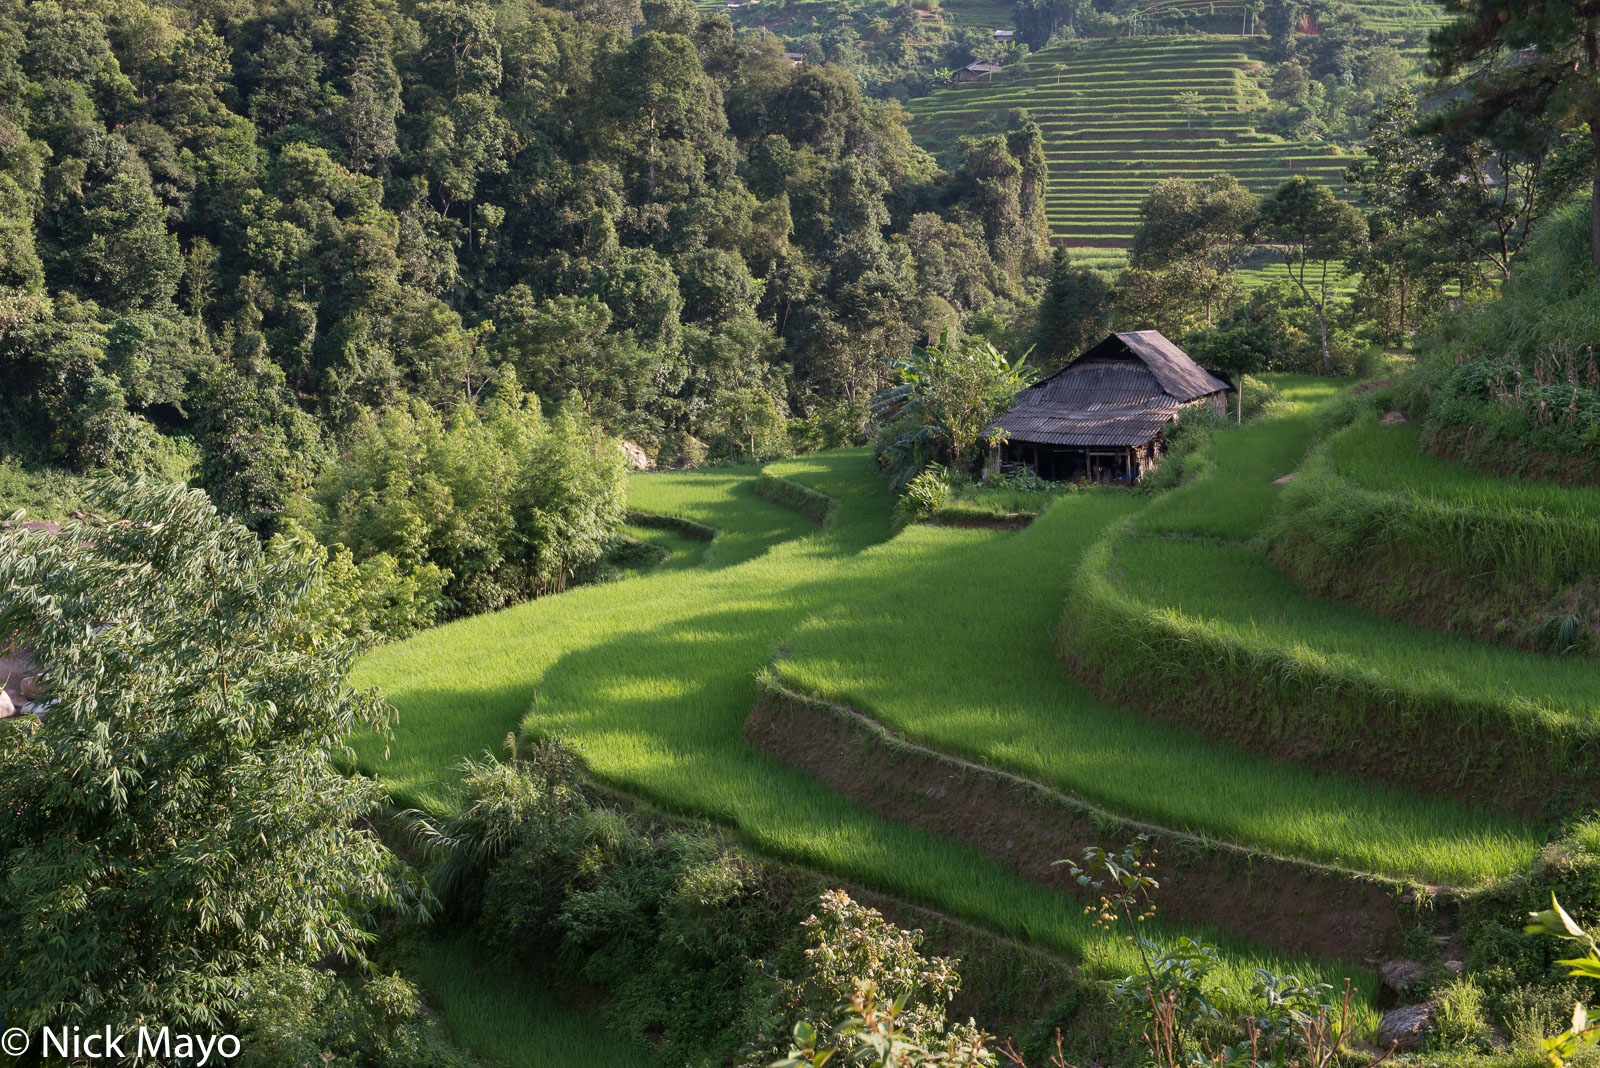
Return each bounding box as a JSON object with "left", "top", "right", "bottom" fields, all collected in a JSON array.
[
  {"left": 1273, "top": 472, "right": 1298, "bottom": 485},
  {"left": 1379, "top": 410, "right": 1409, "bottom": 426},
  {"left": 0, "top": 688, "right": 13, "bottom": 719},
  {"left": 1379, "top": 960, "right": 1425, "bottom": 997},
  {"left": 619, "top": 440, "right": 652, "bottom": 471},
  {"left": 1377, "top": 1003, "right": 1434, "bottom": 1051}
]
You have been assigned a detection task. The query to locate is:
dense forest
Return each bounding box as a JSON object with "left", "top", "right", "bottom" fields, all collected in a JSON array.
[
  {"left": 0, "top": 0, "right": 1050, "bottom": 512},
  {"left": 11, "top": 0, "right": 1600, "bottom": 1065}
]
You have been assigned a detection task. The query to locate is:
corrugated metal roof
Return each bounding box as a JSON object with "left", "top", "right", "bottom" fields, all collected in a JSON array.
[
  {"left": 989, "top": 403, "right": 1179, "bottom": 447},
  {"left": 1018, "top": 359, "right": 1170, "bottom": 410},
  {"left": 984, "top": 330, "right": 1226, "bottom": 449},
  {"left": 1105, "top": 330, "right": 1231, "bottom": 402}
]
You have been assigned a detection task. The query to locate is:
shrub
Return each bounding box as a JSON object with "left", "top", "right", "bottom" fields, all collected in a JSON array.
[
  {"left": 272, "top": 518, "right": 450, "bottom": 643},
  {"left": 235, "top": 964, "right": 469, "bottom": 1068},
  {"left": 0, "top": 482, "right": 419, "bottom": 1034},
  {"left": 1429, "top": 977, "right": 1493, "bottom": 1053},
  {"left": 1408, "top": 204, "right": 1600, "bottom": 465},
  {"left": 897, "top": 465, "right": 951, "bottom": 522},
  {"left": 1140, "top": 408, "right": 1222, "bottom": 493},
  {"left": 293, "top": 387, "right": 626, "bottom": 619},
  {"left": 748, "top": 890, "right": 987, "bottom": 1068}
]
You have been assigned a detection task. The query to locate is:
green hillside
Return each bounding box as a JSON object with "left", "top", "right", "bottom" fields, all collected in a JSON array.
[
  {"left": 908, "top": 35, "right": 1360, "bottom": 249},
  {"left": 909, "top": 0, "right": 1446, "bottom": 34},
  {"left": 1134, "top": 0, "right": 1446, "bottom": 33}
]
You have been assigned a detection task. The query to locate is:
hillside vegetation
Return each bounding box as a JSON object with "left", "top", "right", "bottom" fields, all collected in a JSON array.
[
  {"left": 908, "top": 36, "right": 1355, "bottom": 248},
  {"left": 351, "top": 363, "right": 1600, "bottom": 1058}
]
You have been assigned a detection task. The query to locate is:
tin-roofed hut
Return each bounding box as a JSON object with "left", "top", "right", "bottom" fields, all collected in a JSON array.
[{"left": 985, "top": 331, "right": 1231, "bottom": 483}]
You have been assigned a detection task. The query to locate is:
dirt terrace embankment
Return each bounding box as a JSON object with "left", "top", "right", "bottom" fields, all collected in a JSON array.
[{"left": 747, "top": 681, "right": 1418, "bottom": 964}]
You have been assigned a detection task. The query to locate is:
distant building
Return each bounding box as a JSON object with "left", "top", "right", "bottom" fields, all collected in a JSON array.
[
  {"left": 785, "top": 51, "right": 805, "bottom": 67},
  {"left": 952, "top": 61, "right": 1002, "bottom": 83},
  {"left": 992, "top": 28, "right": 1014, "bottom": 42},
  {"left": 985, "top": 331, "right": 1231, "bottom": 483}
]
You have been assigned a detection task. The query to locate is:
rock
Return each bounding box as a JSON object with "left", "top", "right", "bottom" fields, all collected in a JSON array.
[
  {"left": 1377, "top": 1003, "right": 1435, "bottom": 1051},
  {"left": 0, "top": 688, "right": 13, "bottom": 719},
  {"left": 1444, "top": 960, "right": 1465, "bottom": 976},
  {"left": 1379, "top": 410, "right": 1409, "bottom": 426},
  {"left": 1380, "top": 960, "right": 1425, "bottom": 996},
  {"left": 1273, "top": 472, "right": 1298, "bottom": 485},
  {"left": 19, "top": 675, "right": 38, "bottom": 700},
  {"left": 619, "top": 440, "right": 652, "bottom": 471}
]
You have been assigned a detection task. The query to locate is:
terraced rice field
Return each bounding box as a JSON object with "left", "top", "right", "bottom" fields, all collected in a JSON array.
[
  {"left": 908, "top": 36, "right": 1358, "bottom": 247},
  {"left": 344, "top": 362, "right": 1600, "bottom": 1057},
  {"left": 354, "top": 373, "right": 1568, "bottom": 996},
  {"left": 1330, "top": 422, "right": 1600, "bottom": 519},
  {"left": 1134, "top": 0, "right": 1445, "bottom": 34}
]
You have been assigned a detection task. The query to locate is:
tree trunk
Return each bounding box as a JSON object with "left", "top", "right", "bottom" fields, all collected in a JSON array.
[
  {"left": 1591, "top": 119, "right": 1600, "bottom": 266},
  {"left": 1237, "top": 376, "right": 1243, "bottom": 424},
  {"left": 1588, "top": 21, "right": 1600, "bottom": 265}
]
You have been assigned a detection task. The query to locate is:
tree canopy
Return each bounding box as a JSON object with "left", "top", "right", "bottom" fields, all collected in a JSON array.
[{"left": 0, "top": 482, "right": 422, "bottom": 1033}]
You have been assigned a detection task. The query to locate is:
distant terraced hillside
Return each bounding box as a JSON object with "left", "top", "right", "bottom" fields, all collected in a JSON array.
[
  {"left": 907, "top": 35, "right": 1366, "bottom": 249},
  {"left": 1134, "top": 0, "right": 1445, "bottom": 33}
]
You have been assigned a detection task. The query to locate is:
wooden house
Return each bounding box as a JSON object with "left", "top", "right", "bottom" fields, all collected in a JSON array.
[
  {"left": 985, "top": 331, "right": 1230, "bottom": 483},
  {"left": 992, "top": 28, "right": 1014, "bottom": 42},
  {"left": 952, "top": 61, "right": 1002, "bottom": 83}
]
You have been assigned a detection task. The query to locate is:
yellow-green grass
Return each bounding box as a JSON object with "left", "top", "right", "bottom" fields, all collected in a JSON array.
[
  {"left": 620, "top": 523, "right": 708, "bottom": 574},
  {"left": 774, "top": 494, "right": 1537, "bottom": 886},
  {"left": 1069, "top": 381, "right": 1600, "bottom": 820},
  {"left": 1265, "top": 418, "right": 1600, "bottom": 651},
  {"left": 1103, "top": 535, "right": 1600, "bottom": 733},
  {"left": 352, "top": 450, "right": 1378, "bottom": 1000},
  {"left": 1330, "top": 421, "right": 1600, "bottom": 520},
  {"left": 1138, "top": 375, "right": 1345, "bottom": 541},
  {"left": 413, "top": 934, "right": 657, "bottom": 1068},
  {"left": 1289, "top": 420, "right": 1600, "bottom": 588},
  {"left": 1235, "top": 260, "right": 1359, "bottom": 297}
]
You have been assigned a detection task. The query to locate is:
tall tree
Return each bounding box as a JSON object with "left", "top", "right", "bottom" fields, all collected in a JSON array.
[
  {"left": 1032, "top": 246, "right": 1110, "bottom": 367},
  {"left": 1261, "top": 176, "right": 1365, "bottom": 373},
  {"left": 1344, "top": 88, "right": 1439, "bottom": 339},
  {"left": 0, "top": 482, "right": 420, "bottom": 1034},
  {"left": 1427, "top": 0, "right": 1600, "bottom": 265},
  {"left": 1128, "top": 174, "right": 1259, "bottom": 325},
  {"left": 1264, "top": 0, "right": 1304, "bottom": 60},
  {"left": 331, "top": 0, "right": 402, "bottom": 173}
]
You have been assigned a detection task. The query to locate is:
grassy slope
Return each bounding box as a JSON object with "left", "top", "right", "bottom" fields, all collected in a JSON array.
[
  {"left": 413, "top": 935, "right": 657, "bottom": 1068},
  {"left": 777, "top": 378, "right": 1537, "bottom": 886},
  {"left": 1112, "top": 536, "right": 1600, "bottom": 726},
  {"left": 1129, "top": 405, "right": 1600, "bottom": 716},
  {"left": 354, "top": 446, "right": 1390, "bottom": 1005},
  {"left": 1331, "top": 422, "right": 1600, "bottom": 519},
  {"left": 356, "top": 454, "right": 1175, "bottom": 975},
  {"left": 1139, "top": 375, "right": 1343, "bottom": 539}
]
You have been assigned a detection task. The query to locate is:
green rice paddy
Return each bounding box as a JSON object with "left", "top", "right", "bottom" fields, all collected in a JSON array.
[
  {"left": 353, "top": 367, "right": 1600, "bottom": 1058},
  {"left": 906, "top": 36, "right": 1358, "bottom": 248},
  {"left": 357, "top": 377, "right": 1543, "bottom": 909},
  {"left": 1139, "top": 375, "right": 1343, "bottom": 539},
  {"left": 775, "top": 496, "right": 1537, "bottom": 885},
  {"left": 1105, "top": 534, "right": 1600, "bottom": 734},
  {"left": 1330, "top": 421, "right": 1600, "bottom": 520}
]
